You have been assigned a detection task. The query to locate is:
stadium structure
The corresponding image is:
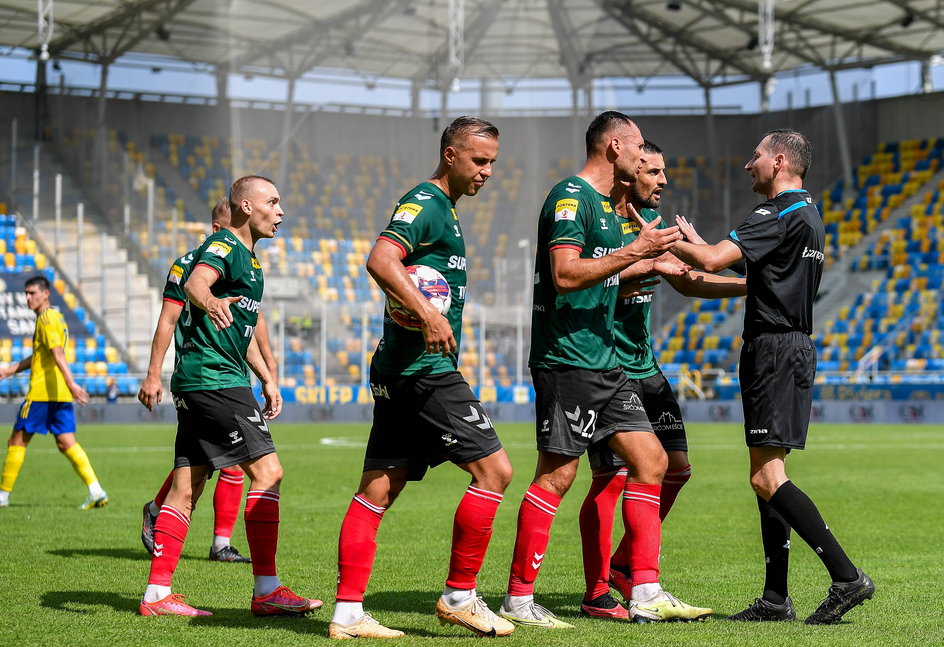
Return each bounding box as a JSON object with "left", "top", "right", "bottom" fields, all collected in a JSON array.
[{"left": 0, "top": 0, "right": 943, "bottom": 424}]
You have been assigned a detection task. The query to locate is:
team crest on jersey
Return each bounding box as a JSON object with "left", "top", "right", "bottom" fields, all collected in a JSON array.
[
  {"left": 451, "top": 208, "right": 458, "bottom": 220},
  {"left": 601, "top": 201, "right": 613, "bottom": 213},
  {"left": 393, "top": 203, "right": 423, "bottom": 224},
  {"left": 168, "top": 264, "right": 184, "bottom": 284},
  {"left": 251, "top": 257, "right": 262, "bottom": 269},
  {"left": 555, "top": 198, "right": 578, "bottom": 221},
  {"left": 206, "top": 241, "right": 232, "bottom": 258}
]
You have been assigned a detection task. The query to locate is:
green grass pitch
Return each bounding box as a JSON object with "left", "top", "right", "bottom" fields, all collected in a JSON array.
[{"left": 1, "top": 422, "right": 942, "bottom": 646}]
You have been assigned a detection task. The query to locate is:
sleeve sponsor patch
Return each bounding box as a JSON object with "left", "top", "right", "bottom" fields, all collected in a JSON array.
[
  {"left": 393, "top": 203, "right": 423, "bottom": 224},
  {"left": 555, "top": 198, "right": 579, "bottom": 221},
  {"left": 168, "top": 264, "right": 184, "bottom": 284},
  {"left": 621, "top": 221, "right": 639, "bottom": 234},
  {"left": 206, "top": 241, "right": 232, "bottom": 258}
]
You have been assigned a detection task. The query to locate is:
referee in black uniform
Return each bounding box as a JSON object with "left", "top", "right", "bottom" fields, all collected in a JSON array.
[{"left": 668, "top": 129, "right": 874, "bottom": 624}]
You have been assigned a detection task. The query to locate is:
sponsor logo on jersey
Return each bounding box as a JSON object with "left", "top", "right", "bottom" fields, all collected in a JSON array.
[
  {"left": 251, "top": 257, "right": 262, "bottom": 269},
  {"left": 555, "top": 198, "right": 578, "bottom": 221},
  {"left": 168, "top": 264, "right": 184, "bottom": 284},
  {"left": 393, "top": 202, "right": 423, "bottom": 223},
  {"left": 236, "top": 296, "right": 262, "bottom": 313},
  {"left": 749, "top": 428, "right": 768, "bottom": 435},
  {"left": 592, "top": 246, "right": 622, "bottom": 258},
  {"left": 622, "top": 221, "right": 639, "bottom": 234},
  {"left": 206, "top": 241, "right": 232, "bottom": 258},
  {"left": 802, "top": 246, "right": 825, "bottom": 262},
  {"left": 447, "top": 255, "right": 467, "bottom": 270},
  {"left": 601, "top": 201, "right": 613, "bottom": 213}
]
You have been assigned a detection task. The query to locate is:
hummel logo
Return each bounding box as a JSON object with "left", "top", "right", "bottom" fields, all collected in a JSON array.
[
  {"left": 461, "top": 406, "right": 492, "bottom": 430},
  {"left": 248, "top": 410, "right": 269, "bottom": 433},
  {"left": 154, "top": 542, "right": 164, "bottom": 558},
  {"left": 442, "top": 433, "right": 458, "bottom": 447},
  {"left": 414, "top": 192, "right": 433, "bottom": 200},
  {"left": 229, "top": 430, "right": 242, "bottom": 445},
  {"left": 531, "top": 551, "right": 545, "bottom": 571},
  {"left": 565, "top": 187, "right": 580, "bottom": 193}
]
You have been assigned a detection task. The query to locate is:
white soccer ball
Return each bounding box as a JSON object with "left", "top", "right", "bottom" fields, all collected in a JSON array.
[{"left": 385, "top": 265, "right": 452, "bottom": 331}]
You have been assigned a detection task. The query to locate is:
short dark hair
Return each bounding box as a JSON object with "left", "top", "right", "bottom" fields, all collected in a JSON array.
[
  {"left": 764, "top": 129, "right": 812, "bottom": 179},
  {"left": 25, "top": 275, "right": 49, "bottom": 291},
  {"left": 642, "top": 140, "right": 663, "bottom": 156},
  {"left": 211, "top": 196, "right": 230, "bottom": 225},
  {"left": 229, "top": 175, "right": 275, "bottom": 216},
  {"left": 440, "top": 116, "right": 499, "bottom": 155},
  {"left": 585, "top": 111, "right": 637, "bottom": 157}
]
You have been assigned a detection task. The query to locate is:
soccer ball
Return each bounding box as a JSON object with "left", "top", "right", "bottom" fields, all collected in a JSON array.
[{"left": 385, "top": 265, "right": 452, "bottom": 331}]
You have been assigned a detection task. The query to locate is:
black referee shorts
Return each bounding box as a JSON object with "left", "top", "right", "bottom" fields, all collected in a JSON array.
[{"left": 739, "top": 331, "right": 816, "bottom": 450}]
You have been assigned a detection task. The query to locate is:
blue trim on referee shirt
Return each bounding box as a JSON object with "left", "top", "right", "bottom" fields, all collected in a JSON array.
[{"left": 777, "top": 200, "right": 807, "bottom": 220}]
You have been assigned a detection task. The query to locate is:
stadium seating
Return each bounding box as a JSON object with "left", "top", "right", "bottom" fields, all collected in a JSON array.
[{"left": 0, "top": 208, "right": 138, "bottom": 399}]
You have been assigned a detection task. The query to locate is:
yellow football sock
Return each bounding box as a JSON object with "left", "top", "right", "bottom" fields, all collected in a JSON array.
[
  {"left": 64, "top": 443, "right": 98, "bottom": 487},
  {"left": 1, "top": 445, "right": 26, "bottom": 492}
]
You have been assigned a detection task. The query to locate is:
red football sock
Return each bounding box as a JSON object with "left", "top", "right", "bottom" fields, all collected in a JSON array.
[
  {"left": 507, "top": 484, "right": 561, "bottom": 596},
  {"left": 579, "top": 469, "right": 627, "bottom": 600},
  {"left": 446, "top": 486, "right": 503, "bottom": 590},
  {"left": 153, "top": 470, "right": 174, "bottom": 507},
  {"left": 213, "top": 468, "right": 244, "bottom": 538},
  {"left": 337, "top": 494, "right": 385, "bottom": 602},
  {"left": 244, "top": 490, "right": 280, "bottom": 577},
  {"left": 622, "top": 482, "right": 662, "bottom": 585},
  {"left": 660, "top": 464, "right": 691, "bottom": 521},
  {"left": 147, "top": 505, "right": 190, "bottom": 586}
]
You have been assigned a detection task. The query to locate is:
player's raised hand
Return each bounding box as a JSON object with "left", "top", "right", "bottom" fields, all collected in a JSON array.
[
  {"left": 618, "top": 276, "right": 660, "bottom": 300},
  {"left": 422, "top": 311, "right": 457, "bottom": 357},
  {"left": 137, "top": 375, "right": 163, "bottom": 411},
  {"left": 675, "top": 215, "right": 706, "bottom": 244},
  {"left": 630, "top": 214, "right": 682, "bottom": 259},
  {"left": 207, "top": 295, "right": 242, "bottom": 331},
  {"left": 653, "top": 252, "right": 692, "bottom": 276},
  {"left": 261, "top": 380, "right": 282, "bottom": 420}
]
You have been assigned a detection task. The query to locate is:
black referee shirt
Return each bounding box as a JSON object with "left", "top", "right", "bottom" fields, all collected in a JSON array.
[{"left": 727, "top": 189, "right": 825, "bottom": 340}]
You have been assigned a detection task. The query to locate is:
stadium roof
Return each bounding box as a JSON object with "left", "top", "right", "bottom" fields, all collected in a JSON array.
[{"left": 1, "top": 0, "right": 942, "bottom": 91}]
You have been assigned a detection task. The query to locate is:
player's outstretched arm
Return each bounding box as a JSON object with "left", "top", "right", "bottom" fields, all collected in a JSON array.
[
  {"left": 0, "top": 356, "right": 32, "bottom": 380},
  {"left": 138, "top": 300, "right": 183, "bottom": 411},
  {"left": 366, "top": 238, "right": 455, "bottom": 356},
  {"left": 246, "top": 337, "right": 281, "bottom": 420},
  {"left": 664, "top": 271, "right": 747, "bottom": 298},
  {"left": 184, "top": 265, "right": 241, "bottom": 331},
  {"left": 50, "top": 346, "right": 89, "bottom": 405},
  {"left": 672, "top": 239, "right": 744, "bottom": 274}
]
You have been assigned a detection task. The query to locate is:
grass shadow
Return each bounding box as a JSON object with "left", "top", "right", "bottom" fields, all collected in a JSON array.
[{"left": 47, "top": 547, "right": 220, "bottom": 562}]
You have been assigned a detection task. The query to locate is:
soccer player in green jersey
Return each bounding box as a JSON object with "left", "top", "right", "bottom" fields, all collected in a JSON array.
[
  {"left": 501, "top": 112, "right": 711, "bottom": 627},
  {"left": 578, "top": 141, "right": 746, "bottom": 619},
  {"left": 330, "top": 117, "right": 515, "bottom": 640},
  {"left": 140, "top": 176, "right": 319, "bottom": 618},
  {"left": 137, "top": 198, "right": 277, "bottom": 564}
]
